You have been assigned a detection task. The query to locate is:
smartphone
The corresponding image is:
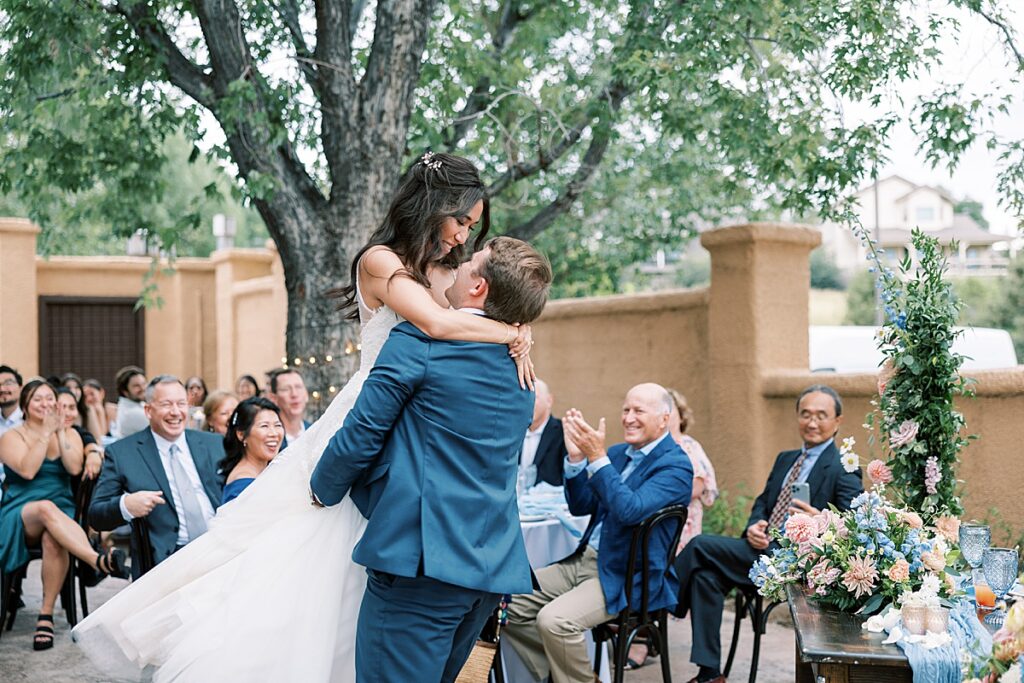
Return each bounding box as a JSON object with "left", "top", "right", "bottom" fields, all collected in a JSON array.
[{"left": 790, "top": 482, "right": 810, "bottom": 506}]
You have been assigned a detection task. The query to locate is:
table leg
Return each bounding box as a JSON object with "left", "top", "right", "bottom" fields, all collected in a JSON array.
[
  {"left": 814, "top": 663, "right": 850, "bottom": 683},
  {"left": 795, "top": 642, "right": 815, "bottom": 683}
]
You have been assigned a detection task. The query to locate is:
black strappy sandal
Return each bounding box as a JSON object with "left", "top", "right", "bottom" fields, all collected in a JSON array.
[
  {"left": 33, "top": 614, "right": 54, "bottom": 651},
  {"left": 96, "top": 547, "right": 129, "bottom": 580}
]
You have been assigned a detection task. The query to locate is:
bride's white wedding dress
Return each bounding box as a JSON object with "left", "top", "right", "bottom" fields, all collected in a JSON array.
[{"left": 73, "top": 291, "right": 401, "bottom": 682}]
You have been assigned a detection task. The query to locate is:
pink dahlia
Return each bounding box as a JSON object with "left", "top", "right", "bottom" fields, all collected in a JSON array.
[
  {"left": 933, "top": 515, "right": 960, "bottom": 542},
  {"left": 842, "top": 555, "right": 879, "bottom": 599},
  {"left": 899, "top": 510, "right": 924, "bottom": 529},
  {"left": 886, "top": 558, "right": 910, "bottom": 582},
  {"left": 785, "top": 513, "right": 818, "bottom": 544},
  {"left": 866, "top": 459, "right": 894, "bottom": 486}
]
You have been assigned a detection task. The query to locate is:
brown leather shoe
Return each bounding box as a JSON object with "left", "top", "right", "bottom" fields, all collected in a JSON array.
[{"left": 684, "top": 677, "right": 727, "bottom": 683}]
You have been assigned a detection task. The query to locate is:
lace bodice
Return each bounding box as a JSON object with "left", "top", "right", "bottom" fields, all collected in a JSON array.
[{"left": 356, "top": 280, "right": 403, "bottom": 373}]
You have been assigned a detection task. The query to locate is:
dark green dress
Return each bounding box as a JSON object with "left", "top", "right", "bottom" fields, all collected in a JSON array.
[{"left": 0, "top": 458, "right": 75, "bottom": 573}]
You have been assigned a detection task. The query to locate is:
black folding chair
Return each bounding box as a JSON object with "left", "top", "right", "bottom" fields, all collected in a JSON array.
[
  {"left": 73, "top": 475, "right": 98, "bottom": 618},
  {"left": 131, "top": 518, "right": 157, "bottom": 577},
  {"left": 591, "top": 504, "right": 688, "bottom": 683},
  {"left": 723, "top": 586, "right": 783, "bottom": 683},
  {"left": 0, "top": 546, "right": 77, "bottom": 637}
]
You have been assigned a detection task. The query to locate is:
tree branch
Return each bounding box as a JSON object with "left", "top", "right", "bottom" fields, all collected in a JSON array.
[
  {"left": 505, "top": 81, "right": 630, "bottom": 242},
  {"left": 315, "top": 0, "right": 358, "bottom": 192},
  {"left": 444, "top": 0, "right": 536, "bottom": 150},
  {"left": 275, "top": 0, "right": 322, "bottom": 97},
  {"left": 973, "top": 5, "right": 1024, "bottom": 71},
  {"left": 112, "top": 2, "right": 216, "bottom": 108}
]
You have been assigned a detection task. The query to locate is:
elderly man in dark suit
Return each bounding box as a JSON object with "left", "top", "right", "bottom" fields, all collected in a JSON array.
[
  {"left": 89, "top": 375, "right": 223, "bottom": 578},
  {"left": 674, "top": 384, "right": 863, "bottom": 683},
  {"left": 519, "top": 378, "right": 568, "bottom": 486}
]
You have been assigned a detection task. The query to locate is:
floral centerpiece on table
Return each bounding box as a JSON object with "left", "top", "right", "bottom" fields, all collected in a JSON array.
[
  {"left": 963, "top": 601, "right": 1024, "bottom": 682},
  {"left": 750, "top": 441, "right": 958, "bottom": 614}
]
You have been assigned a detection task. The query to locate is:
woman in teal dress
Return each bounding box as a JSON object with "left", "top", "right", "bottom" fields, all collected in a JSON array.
[
  {"left": 219, "top": 397, "right": 285, "bottom": 504},
  {"left": 0, "top": 380, "right": 127, "bottom": 651}
]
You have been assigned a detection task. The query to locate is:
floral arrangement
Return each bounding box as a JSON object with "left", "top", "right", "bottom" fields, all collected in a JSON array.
[
  {"left": 750, "top": 440, "right": 960, "bottom": 614},
  {"left": 848, "top": 223, "right": 973, "bottom": 523},
  {"left": 964, "top": 601, "right": 1024, "bottom": 682}
]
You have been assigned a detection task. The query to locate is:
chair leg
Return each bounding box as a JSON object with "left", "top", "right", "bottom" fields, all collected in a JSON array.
[
  {"left": 79, "top": 565, "right": 90, "bottom": 619},
  {"left": 613, "top": 625, "right": 632, "bottom": 683},
  {"left": 61, "top": 566, "right": 77, "bottom": 628},
  {"left": 747, "top": 598, "right": 765, "bottom": 683},
  {"left": 593, "top": 631, "right": 605, "bottom": 674},
  {"left": 657, "top": 613, "right": 673, "bottom": 683},
  {"left": 6, "top": 566, "right": 26, "bottom": 632},
  {"left": 491, "top": 640, "right": 505, "bottom": 683},
  {"left": 723, "top": 591, "right": 745, "bottom": 677}
]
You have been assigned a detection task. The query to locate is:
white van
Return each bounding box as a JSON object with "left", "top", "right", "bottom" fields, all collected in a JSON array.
[{"left": 808, "top": 326, "right": 1019, "bottom": 373}]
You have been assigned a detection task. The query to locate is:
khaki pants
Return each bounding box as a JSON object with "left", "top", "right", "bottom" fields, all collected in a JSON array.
[{"left": 504, "top": 547, "right": 616, "bottom": 683}]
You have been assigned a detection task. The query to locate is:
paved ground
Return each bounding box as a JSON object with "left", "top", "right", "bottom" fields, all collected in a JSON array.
[{"left": 1, "top": 563, "right": 796, "bottom": 682}]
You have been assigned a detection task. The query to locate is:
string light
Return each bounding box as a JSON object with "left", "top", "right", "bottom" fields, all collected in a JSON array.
[
  {"left": 294, "top": 358, "right": 302, "bottom": 366},
  {"left": 325, "top": 355, "right": 333, "bottom": 362},
  {"left": 309, "top": 356, "right": 317, "bottom": 364},
  {"left": 311, "top": 390, "right": 321, "bottom": 399},
  {"left": 329, "top": 386, "right": 337, "bottom": 393}
]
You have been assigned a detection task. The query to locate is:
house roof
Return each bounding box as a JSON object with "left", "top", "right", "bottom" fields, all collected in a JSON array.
[
  {"left": 893, "top": 184, "right": 957, "bottom": 205},
  {"left": 876, "top": 222, "right": 1004, "bottom": 247},
  {"left": 853, "top": 174, "right": 917, "bottom": 196}
]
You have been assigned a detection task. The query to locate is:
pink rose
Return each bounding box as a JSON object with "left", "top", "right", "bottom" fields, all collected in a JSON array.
[
  {"left": 886, "top": 558, "right": 910, "bottom": 582},
  {"left": 890, "top": 420, "right": 920, "bottom": 448},
  {"left": 933, "top": 515, "right": 960, "bottom": 542},
  {"left": 899, "top": 510, "right": 924, "bottom": 529},
  {"left": 814, "top": 509, "right": 839, "bottom": 535},
  {"left": 866, "top": 459, "right": 893, "bottom": 485},
  {"left": 921, "top": 549, "right": 946, "bottom": 573},
  {"left": 784, "top": 513, "right": 818, "bottom": 544}
]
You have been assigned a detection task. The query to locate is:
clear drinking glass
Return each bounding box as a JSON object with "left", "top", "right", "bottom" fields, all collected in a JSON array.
[
  {"left": 982, "top": 547, "right": 1019, "bottom": 626},
  {"left": 959, "top": 523, "right": 991, "bottom": 584}
]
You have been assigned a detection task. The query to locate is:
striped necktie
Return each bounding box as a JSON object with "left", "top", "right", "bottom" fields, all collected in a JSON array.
[{"left": 768, "top": 449, "right": 808, "bottom": 530}]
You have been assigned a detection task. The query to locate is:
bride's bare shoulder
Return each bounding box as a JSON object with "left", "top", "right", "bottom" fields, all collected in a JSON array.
[{"left": 359, "top": 246, "right": 403, "bottom": 279}]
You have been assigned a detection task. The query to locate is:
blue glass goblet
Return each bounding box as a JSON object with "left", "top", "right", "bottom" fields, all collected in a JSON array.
[{"left": 982, "top": 547, "right": 1019, "bottom": 627}]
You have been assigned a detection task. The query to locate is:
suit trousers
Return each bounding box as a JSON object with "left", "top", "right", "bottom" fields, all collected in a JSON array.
[
  {"left": 355, "top": 569, "right": 499, "bottom": 683},
  {"left": 504, "top": 547, "right": 616, "bottom": 683},
  {"left": 672, "top": 534, "right": 763, "bottom": 670}
]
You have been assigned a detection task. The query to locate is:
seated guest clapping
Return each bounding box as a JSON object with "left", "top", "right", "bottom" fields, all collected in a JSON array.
[
  {"left": 673, "top": 384, "right": 863, "bottom": 683},
  {"left": 219, "top": 398, "right": 284, "bottom": 505},
  {"left": 0, "top": 380, "right": 127, "bottom": 651},
  {"left": 504, "top": 383, "right": 693, "bottom": 683},
  {"left": 89, "top": 376, "right": 224, "bottom": 578}
]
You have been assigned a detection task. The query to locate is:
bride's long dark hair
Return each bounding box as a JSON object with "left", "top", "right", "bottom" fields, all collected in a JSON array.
[{"left": 330, "top": 152, "right": 490, "bottom": 320}]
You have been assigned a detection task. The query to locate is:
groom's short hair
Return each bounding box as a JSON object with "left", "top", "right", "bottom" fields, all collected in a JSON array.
[{"left": 478, "top": 237, "right": 552, "bottom": 324}]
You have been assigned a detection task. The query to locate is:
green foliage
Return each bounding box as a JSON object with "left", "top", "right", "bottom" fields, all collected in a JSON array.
[
  {"left": 810, "top": 248, "right": 846, "bottom": 290},
  {"left": 986, "top": 253, "right": 1024, "bottom": 361},
  {"left": 702, "top": 485, "right": 754, "bottom": 539},
  {"left": 950, "top": 276, "right": 1003, "bottom": 328},
  {"left": 953, "top": 199, "right": 989, "bottom": 230},
  {"left": 859, "top": 228, "right": 972, "bottom": 520},
  {"left": 844, "top": 270, "right": 879, "bottom": 325}
]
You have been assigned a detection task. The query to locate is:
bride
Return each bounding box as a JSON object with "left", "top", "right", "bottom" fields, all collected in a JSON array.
[{"left": 72, "top": 152, "right": 534, "bottom": 682}]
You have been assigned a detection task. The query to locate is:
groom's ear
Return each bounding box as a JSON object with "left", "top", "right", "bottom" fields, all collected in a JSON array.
[{"left": 471, "top": 276, "right": 489, "bottom": 300}]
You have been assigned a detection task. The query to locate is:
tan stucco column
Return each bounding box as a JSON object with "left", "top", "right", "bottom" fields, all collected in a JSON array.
[
  {"left": 0, "top": 218, "right": 41, "bottom": 376},
  {"left": 701, "top": 222, "right": 821, "bottom": 493},
  {"left": 211, "top": 247, "right": 278, "bottom": 390}
]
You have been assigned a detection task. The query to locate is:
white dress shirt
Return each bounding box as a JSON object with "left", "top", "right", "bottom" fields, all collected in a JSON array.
[
  {"left": 120, "top": 430, "right": 217, "bottom": 545},
  {"left": 0, "top": 406, "right": 23, "bottom": 438},
  {"left": 520, "top": 420, "right": 547, "bottom": 468}
]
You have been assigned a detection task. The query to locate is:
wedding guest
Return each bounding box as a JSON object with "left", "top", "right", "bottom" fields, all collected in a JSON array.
[
  {"left": 82, "top": 379, "right": 110, "bottom": 441},
  {"left": 61, "top": 373, "right": 84, "bottom": 404},
  {"left": 267, "top": 368, "right": 310, "bottom": 448},
  {"left": 667, "top": 388, "right": 717, "bottom": 550},
  {"left": 110, "top": 365, "right": 148, "bottom": 439},
  {"left": 203, "top": 391, "right": 239, "bottom": 436},
  {"left": 235, "top": 374, "right": 260, "bottom": 401},
  {"left": 185, "top": 376, "right": 208, "bottom": 407},
  {"left": 56, "top": 388, "right": 103, "bottom": 481},
  {"left": 0, "top": 380, "right": 127, "bottom": 650},
  {"left": 0, "top": 365, "right": 24, "bottom": 497},
  {"left": 504, "top": 383, "right": 693, "bottom": 683},
  {"left": 89, "top": 376, "right": 224, "bottom": 578},
  {"left": 673, "top": 384, "right": 864, "bottom": 683},
  {"left": 219, "top": 398, "right": 284, "bottom": 504},
  {"left": 518, "top": 378, "right": 567, "bottom": 487}
]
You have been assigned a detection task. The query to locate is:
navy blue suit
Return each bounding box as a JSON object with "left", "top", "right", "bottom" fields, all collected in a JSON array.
[
  {"left": 310, "top": 322, "right": 534, "bottom": 683},
  {"left": 89, "top": 429, "right": 223, "bottom": 579},
  {"left": 566, "top": 436, "right": 693, "bottom": 614}
]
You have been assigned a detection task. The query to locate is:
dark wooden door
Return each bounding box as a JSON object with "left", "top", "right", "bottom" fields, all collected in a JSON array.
[{"left": 38, "top": 297, "right": 145, "bottom": 393}]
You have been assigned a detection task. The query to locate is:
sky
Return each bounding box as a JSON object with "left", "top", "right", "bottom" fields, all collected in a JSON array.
[{"left": 862, "top": 4, "right": 1024, "bottom": 236}]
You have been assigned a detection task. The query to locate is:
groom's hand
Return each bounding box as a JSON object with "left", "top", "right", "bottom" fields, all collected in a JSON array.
[{"left": 563, "top": 409, "right": 607, "bottom": 464}]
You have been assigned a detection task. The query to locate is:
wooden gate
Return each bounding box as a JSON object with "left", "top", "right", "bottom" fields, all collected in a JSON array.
[{"left": 38, "top": 297, "right": 145, "bottom": 393}]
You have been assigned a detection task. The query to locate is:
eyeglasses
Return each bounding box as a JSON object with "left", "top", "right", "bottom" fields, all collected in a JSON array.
[{"left": 0, "top": 380, "right": 19, "bottom": 387}]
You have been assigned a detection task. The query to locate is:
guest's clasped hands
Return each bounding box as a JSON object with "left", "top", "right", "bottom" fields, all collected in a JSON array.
[{"left": 562, "top": 408, "right": 606, "bottom": 464}]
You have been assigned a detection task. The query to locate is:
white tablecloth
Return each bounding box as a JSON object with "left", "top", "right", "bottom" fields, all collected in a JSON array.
[{"left": 502, "top": 516, "right": 610, "bottom": 683}]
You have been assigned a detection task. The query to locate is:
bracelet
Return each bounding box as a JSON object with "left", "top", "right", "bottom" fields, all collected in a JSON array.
[{"left": 502, "top": 323, "right": 515, "bottom": 345}]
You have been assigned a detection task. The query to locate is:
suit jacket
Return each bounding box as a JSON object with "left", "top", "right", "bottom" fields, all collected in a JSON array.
[
  {"left": 281, "top": 419, "right": 312, "bottom": 452},
  {"left": 89, "top": 428, "right": 224, "bottom": 579},
  {"left": 566, "top": 436, "right": 693, "bottom": 615},
  {"left": 310, "top": 322, "right": 536, "bottom": 595},
  {"left": 529, "top": 416, "right": 567, "bottom": 487},
  {"left": 745, "top": 441, "right": 864, "bottom": 532}
]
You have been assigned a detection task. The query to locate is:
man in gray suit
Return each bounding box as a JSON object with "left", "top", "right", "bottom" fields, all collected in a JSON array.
[{"left": 89, "top": 375, "right": 224, "bottom": 578}]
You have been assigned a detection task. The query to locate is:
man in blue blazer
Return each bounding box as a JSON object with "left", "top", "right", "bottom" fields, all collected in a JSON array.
[
  {"left": 310, "top": 236, "right": 553, "bottom": 683},
  {"left": 89, "top": 376, "right": 224, "bottom": 579},
  {"left": 504, "top": 383, "right": 693, "bottom": 683},
  {"left": 673, "top": 385, "right": 863, "bottom": 683}
]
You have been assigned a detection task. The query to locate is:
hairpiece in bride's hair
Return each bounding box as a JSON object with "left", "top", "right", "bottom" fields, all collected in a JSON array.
[{"left": 421, "top": 151, "right": 443, "bottom": 172}]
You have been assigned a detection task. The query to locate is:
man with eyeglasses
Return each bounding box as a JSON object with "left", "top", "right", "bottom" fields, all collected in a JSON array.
[
  {"left": 267, "top": 368, "right": 311, "bottom": 450},
  {"left": 89, "top": 375, "right": 224, "bottom": 577},
  {"left": 0, "top": 365, "right": 25, "bottom": 500},
  {"left": 673, "top": 384, "right": 863, "bottom": 683}
]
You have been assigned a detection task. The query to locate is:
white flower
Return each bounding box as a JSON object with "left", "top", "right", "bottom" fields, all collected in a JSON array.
[
  {"left": 1000, "top": 662, "right": 1021, "bottom": 683},
  {"left": 920, "top": 574, "right": 941, "bottom": 597},
  {"left": 841, "top": 452, "right": 860, "bottom": 473},
  {"left": 840, "top": 436, "right": 857, "bottom": 454}
]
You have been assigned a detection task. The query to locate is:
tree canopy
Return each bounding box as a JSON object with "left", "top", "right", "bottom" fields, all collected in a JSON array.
[{"left": 2, "top": 0, "right": 1022, "bottom": 377}]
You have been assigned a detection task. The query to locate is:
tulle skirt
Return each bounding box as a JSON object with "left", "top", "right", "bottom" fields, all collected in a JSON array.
[{"left": 73, "top": 371, "right": 371, "bottom": 682}]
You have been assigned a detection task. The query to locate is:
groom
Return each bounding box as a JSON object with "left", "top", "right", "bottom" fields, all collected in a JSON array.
[{"left": 310, "top": 236, "right": 553, "bottom": 683}]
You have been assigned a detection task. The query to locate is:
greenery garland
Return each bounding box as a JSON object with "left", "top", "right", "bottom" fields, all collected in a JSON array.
[{"left": 852, "top": 224, "right": 973, "bottom": 522}]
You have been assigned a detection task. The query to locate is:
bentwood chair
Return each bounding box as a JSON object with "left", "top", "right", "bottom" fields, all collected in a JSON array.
[
  {"left": 723, "top": 586, "right": 784, "bottom": 683},
  {"left": 591, "top": 504, "right": 688, "bottom": 683},
  {"left": 130, "top": 518, "right": 157, "bottom": 577}
]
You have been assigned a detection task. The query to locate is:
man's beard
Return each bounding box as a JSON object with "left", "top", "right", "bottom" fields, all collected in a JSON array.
[{"left": 0, "top": 398, "right": 16, "bottom": 410}]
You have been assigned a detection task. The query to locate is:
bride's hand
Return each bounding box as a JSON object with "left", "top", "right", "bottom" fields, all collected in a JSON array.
[
  {"left": 514, "top": 352, "right": 536, "bottom": 391},
  {"left": 508, "top": 324, "right": 532, "bottom": 358}
]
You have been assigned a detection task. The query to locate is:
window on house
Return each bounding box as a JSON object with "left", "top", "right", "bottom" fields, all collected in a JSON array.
[{"left": 915, "top": 206, "right": 935, "bottom": 222}]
